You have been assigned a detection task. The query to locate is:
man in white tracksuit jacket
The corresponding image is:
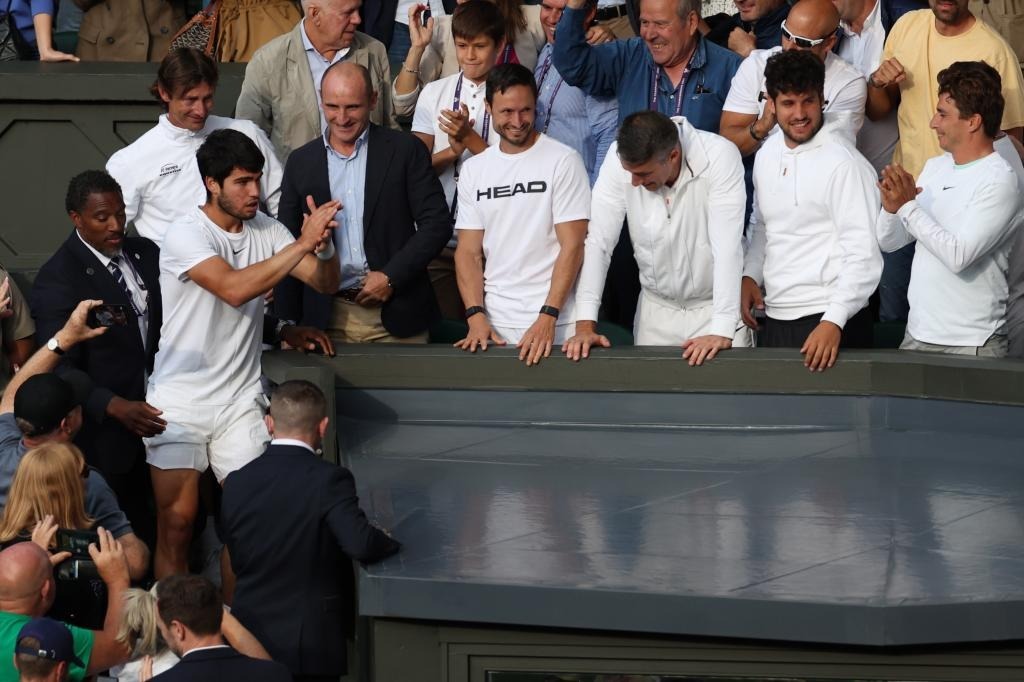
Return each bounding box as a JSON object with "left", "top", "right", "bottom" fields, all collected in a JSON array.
[{"left": 564, "top": 110, "right": 751, "bottom": 366}]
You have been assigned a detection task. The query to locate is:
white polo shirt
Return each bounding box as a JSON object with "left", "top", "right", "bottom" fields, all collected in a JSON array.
[
  {"left": 107, "top": 114, "right": 283, "bottom": 246},
  {"left": 723, "top": 47, "right": 867, "bottom": 144},
  {"left": 876, "top": 150, "right": 1024, "bottom": 346},
  {"left": 455, "top": 134, "right": 591, "bottom": 328}
]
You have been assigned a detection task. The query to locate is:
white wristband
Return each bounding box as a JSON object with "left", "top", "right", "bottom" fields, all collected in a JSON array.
[{"left": 315, "top": 239, "right": 336, "bottom": 261}]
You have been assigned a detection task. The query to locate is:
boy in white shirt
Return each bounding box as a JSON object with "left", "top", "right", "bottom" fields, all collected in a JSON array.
[
  {"left": 410, "top": 0, "right": 506, "bottom": 319},
  {"left": 145, "top": 129, "right": 340, "bottom": 578},
  {"left": 742, "top": 49, "right": 882, "bottom": 371},
  {"left": 877, "top": 60, "right": 1023, "bottom": 356},
  {"left": 453, "top": 64, "right": 591, "bottom": 365}
]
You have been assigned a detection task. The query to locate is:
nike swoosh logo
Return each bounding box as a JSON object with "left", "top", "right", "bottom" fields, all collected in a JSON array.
[
  {"left": 942, "top": 186, "right": 954, "bottom": 190},
  {"left": 232, "top": 247, "right": 246, "bottom": 254}
]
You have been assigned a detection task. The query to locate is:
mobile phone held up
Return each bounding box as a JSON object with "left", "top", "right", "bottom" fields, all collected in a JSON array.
[
  {"left": 87, "top": 303, "right": 131, "bottom": 328},
  {"left": 421, "top": 4, "right": 431, "bottom": 26}
]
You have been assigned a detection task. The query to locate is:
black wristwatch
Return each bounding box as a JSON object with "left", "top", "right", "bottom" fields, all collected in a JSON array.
[
  {"left": 464, "top": 306, "right": 486, "bottom": 319},
  {"left": 539, "top": 305, "right": 560, "bottom": 319},
  {"left": 275, "top": 318, "right": 296, "bottom": 341}
]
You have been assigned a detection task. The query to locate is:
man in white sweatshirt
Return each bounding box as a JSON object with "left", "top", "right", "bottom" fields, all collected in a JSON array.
[
  {"left": 742, "top": 49, "right": 882, "bottom": 371},
  {"left": 107, "top": 48, "right": 283, "bottom": 247},
  {"left": 563, "top": 110, "right": 750, "bottom": 365},
  {"left": 877, "top": 60, "right": 1023, "bottom": 356}
]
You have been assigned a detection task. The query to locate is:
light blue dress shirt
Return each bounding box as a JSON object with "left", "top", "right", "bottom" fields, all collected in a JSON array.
[
  {"left": 325, "top": 127, "right": 369, "bottom": 290},
  {"left": 534, "top": 43, "right": 619, "bottom": 185},
  {"left": 301, "top": 20, "right": 351, "bottom": 132}
]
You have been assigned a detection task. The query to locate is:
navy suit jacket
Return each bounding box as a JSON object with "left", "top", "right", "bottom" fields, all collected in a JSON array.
[
  {"left": 29, "top": 232, "right": 161, "bottom": 475},
  {"left": 221, "top": 443, "right": 400, "bottom": 677},
  {"left": 150, "top": 646, "right": 293, "bottom": 682},
  {"left": 274, "top": 124, "right": 452, "bottom": 338}
]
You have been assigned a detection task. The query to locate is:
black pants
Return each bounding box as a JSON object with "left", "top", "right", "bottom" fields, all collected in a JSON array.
[
  {"left": 292, "top": 676, "right": 339, "bottom": 682},
  {"left": 760, "top": 306, "right": 874, "bottom": 349},
  {"left": 601, "top": 224, "right": 641, "bottom": 330}
]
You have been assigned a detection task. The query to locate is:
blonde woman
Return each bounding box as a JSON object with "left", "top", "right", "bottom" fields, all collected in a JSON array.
[
  {"left": 0, "top": 442, "right": 94, "bottom": 546},
  {"left": 0, "top": 442, "right": 150, "bottom": 580}
]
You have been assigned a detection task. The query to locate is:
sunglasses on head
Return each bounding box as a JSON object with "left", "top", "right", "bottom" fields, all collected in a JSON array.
[{"left": 780, "top": 20, "right": 834, "bottom": 48}]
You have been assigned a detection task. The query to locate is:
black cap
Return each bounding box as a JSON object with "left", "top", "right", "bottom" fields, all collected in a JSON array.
[{"left": 13, "top": 372, "right": 90, "bottom": 436}]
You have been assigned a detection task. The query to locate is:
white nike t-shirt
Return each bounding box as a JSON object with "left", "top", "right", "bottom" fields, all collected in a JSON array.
[
  {"left": 455, "top": 134, "right": 591, "bottom": 327},
  {"left": 149, "top": 208, "right": 294, "bottom": 405}
]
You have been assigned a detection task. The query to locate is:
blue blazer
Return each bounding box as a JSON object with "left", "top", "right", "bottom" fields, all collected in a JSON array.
[
  {"left": 273, "top": 124, "right": 452, "bottom": 338},
  {"left": 221, "top": 444, "right": 400, "bottom": 677}
]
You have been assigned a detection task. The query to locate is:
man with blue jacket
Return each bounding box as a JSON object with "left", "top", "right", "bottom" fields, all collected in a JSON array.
[{"left": 552, "top": 0, "right": 741, "bottom": 133}]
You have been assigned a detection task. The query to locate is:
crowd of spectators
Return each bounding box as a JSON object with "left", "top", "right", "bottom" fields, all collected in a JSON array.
[{"left": 0, "top": 0, "right": 1022, "bottom": 679}]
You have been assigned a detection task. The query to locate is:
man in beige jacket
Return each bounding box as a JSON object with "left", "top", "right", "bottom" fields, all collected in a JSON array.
[{"left": 235, "top": 0, "right": 398, "bottom": 163}]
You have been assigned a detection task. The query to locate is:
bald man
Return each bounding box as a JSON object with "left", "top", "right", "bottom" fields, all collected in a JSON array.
[
  {"left": 720, "top": 0, "right": 867, "bottom": 157},
  {"left": 236, "top": 0, "right": 400, "bottom": 162},
  {"left": 0, "top": 532, "right": 130, "bottom": 680},
  {"left": 273, "top": 61, "right": 452, "bottom": 344}
]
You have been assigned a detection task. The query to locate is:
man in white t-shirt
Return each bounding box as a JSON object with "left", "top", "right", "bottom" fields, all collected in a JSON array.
[
  {"left": 409, "top": 0, "right": 506, "bottom": 319},
  {"left": 454, "top": 64, "right": 591, "bottom": 365},
  {"left": 145, "top": 129, "right": 341, "bottom": 579},
  {"left": 564, "top": 110, "right": 751, "bottom": 365},
  {"left": 106, "top": 48, "right": 283, "bottom": 247},
  {"left": 877, "top": 61, "right": 1023, "bottom": 356},
  {"left": 720, "top": 0, "right": 866, "bottom": 158},
  {"left": 741, "top": 50, "right": 881, "bottom": 371}
]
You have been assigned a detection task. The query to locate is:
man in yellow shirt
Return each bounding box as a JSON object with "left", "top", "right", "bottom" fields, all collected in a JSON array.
[{"left": 865, "top": 0, "right": 1024, "bottom": 178}]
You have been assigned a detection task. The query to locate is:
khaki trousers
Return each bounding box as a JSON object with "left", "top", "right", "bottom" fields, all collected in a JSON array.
[
  {"left": 900, "top": 331, "right": 1008, "bottom": 357},
  {"left": 328, "top": 298, "right": 429, "bottom": 344}
]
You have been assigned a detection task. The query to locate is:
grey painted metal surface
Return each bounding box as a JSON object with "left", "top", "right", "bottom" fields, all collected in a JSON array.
[{"left": 350, "top": 390, "right": 1024, "bottom": 646}]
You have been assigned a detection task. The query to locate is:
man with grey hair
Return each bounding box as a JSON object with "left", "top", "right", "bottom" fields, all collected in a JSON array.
[
  {"left": 551, "top": 0, "right": 742, "bottom": 330},
  {"left": 236, "top": 0, "right": 399, "bottom": 162},
  {"left": 221, "top": 380, "right": 399, "bottom": 680},
  {"left": 552, "top": 0, "right": 741, "bottom": 132},
  {"left": 563, "top": 110, "right": 750, "bottom": 364}
]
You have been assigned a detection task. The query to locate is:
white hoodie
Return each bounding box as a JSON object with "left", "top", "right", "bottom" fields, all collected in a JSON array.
[{"left": 743, "top": 116, "right": 882, "bottom": 327}]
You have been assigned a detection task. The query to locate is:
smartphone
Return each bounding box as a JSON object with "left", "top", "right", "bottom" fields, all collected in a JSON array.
[
  {"left": 55, "top": 559, "right": 101, "bottom": 581},
  {"left": 86, "top": 303, "right": 131, "bottom": 328},
  {"left": 421, "top": 5, "right": 431, "bottom": 26},
  {"left": 56, "top": 528, "right": 99, "bottom": 558}
]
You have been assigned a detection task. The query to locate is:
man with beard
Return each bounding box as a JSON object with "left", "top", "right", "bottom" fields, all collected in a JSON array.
[
  {"left": 741, "top": 50, "right": 881, "bottom": 371},
  {"left": 453, "top": 64, "right": 590, "bottom": 365},
  {"left": 145, "top": 129, "right": 341, "bottom": 578},
  {"left": 866, "top": 0, "right": 1024, "bottom": 180}
]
